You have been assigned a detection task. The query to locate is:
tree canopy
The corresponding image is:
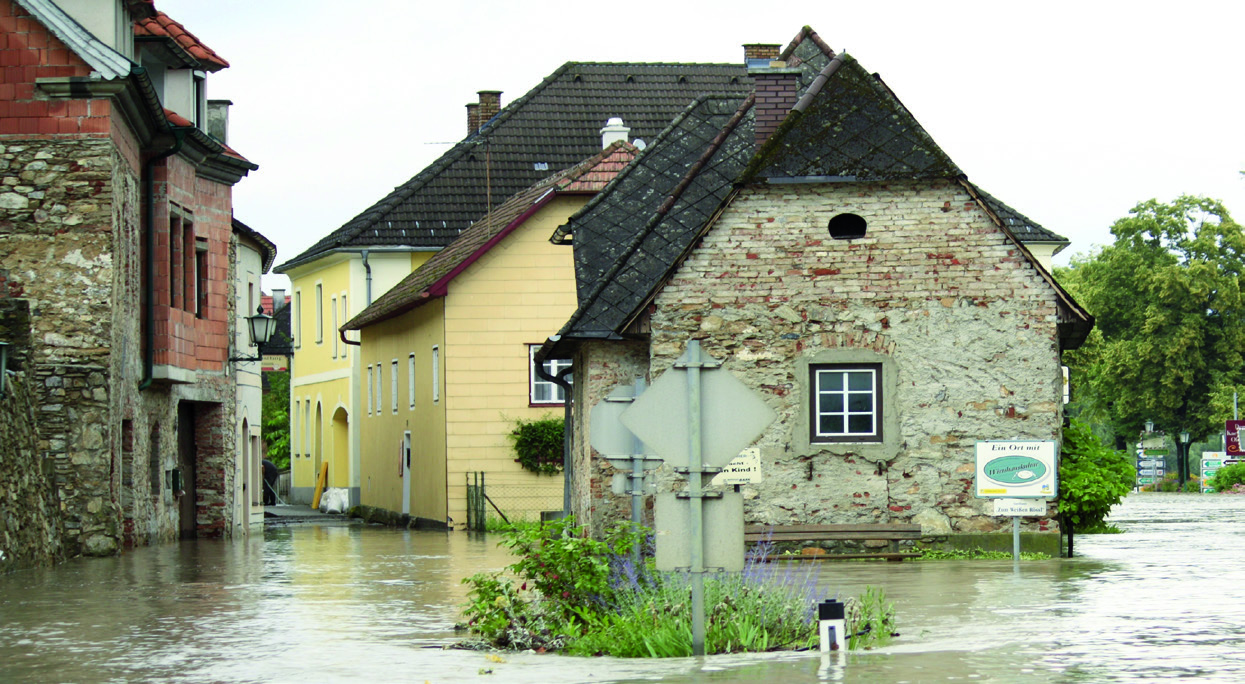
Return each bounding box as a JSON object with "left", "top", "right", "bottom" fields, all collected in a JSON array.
[{"left": 1057, "top": 196, "right": 1245, "bottom": 441}]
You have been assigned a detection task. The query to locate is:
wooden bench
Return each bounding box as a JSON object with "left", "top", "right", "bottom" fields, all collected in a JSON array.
[{"left": 744, "top": 523, "right": 924, "bottom": 561}]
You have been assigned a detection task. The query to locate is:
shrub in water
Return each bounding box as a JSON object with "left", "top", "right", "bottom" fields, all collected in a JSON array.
[{"left": 1211, "top": 462, "right": 1245, "bottom": 492}]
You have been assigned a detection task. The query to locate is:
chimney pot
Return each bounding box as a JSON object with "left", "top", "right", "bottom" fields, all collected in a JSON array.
[{"left": 600, "top": 117, "right": 630, "bottom": 148}]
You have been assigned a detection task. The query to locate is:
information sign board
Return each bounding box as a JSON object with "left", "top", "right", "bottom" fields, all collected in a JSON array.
[
  {"left": 710, "top": 448, "right": 762, "bottom": 486},
  {"left": 992, "top": 498, "right": 1048, "bottom": 516},
  {"left": 1227, "top": 421, "right": 1245, "bottom": 456},
  {"left": 975, "top": 441, "right": 1058, "bottom": 498}
]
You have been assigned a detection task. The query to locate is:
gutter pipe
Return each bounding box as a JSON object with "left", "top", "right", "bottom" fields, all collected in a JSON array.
[{"left": 534, "top": 344, "right": 575, "bottom": 517}]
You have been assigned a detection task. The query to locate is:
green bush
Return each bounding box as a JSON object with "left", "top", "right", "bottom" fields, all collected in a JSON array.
[
  {"left": 1058, "top": 420, "right": 1135, "bottom": 530},
  {"left": 508, "top": 415, "right": 564, "bottom": 475},
  {"left": 1211, "top": 462, "right": 1245, "bottom": 492}
]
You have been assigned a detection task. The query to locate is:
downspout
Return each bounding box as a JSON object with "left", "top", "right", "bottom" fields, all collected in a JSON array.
[
  {"left": 139, "top": 127, "right": 186, "bottom": 390},
  {"left": 535, "top": 352, "right": 575, "bottom": 516},
  {"left": 362, "top": 249, "right": 373, "bottom": 305}
]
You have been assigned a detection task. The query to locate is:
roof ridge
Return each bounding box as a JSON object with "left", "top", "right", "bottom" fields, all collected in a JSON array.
[
  {"left": 552, "top": 94, "right": 745, "bottom": 244},
  {"left": 779, "top": 25, "right": 835, "bottom": 61},
  {"left": 557, "top": 95, "right": 751, "bottom": 338},
  {"left": 277, "top": 61, "right": 580, "bottom": 272}
]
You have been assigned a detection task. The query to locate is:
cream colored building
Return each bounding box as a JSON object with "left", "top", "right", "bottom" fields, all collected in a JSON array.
[{"left": 342, "top": 143, "right": 634, "bottom": 527}]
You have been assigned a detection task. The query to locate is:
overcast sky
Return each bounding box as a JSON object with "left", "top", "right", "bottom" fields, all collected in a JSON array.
[{"left": 158, "top": 0, "right": 1245, "bottom": 293}]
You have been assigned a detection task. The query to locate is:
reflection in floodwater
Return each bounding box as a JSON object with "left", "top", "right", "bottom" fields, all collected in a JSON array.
[{"left": 2, "top": 493, "right": 1245, "bottom": 683}]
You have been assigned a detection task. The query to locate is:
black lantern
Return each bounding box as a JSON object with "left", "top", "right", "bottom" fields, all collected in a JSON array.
[{"left": 229, "top": 306, "right": 275, "bottom": 363}]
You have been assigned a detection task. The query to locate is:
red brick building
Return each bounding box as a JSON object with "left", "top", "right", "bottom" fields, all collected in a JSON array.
[{"left": 0, "top": 0, "right": 257, "bottom": 556}]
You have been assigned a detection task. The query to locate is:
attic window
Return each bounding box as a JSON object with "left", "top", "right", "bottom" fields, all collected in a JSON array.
[{"left": 828, "top": 213, "right": 867, "bottom": 240}]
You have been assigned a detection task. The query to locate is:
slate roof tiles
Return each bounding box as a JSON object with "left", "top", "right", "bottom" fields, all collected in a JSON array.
[{"left": 276, "top": 62, "right": 752, "bottom": 272}]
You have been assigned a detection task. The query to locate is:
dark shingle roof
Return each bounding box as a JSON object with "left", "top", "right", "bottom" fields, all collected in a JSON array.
[
  {"left": 552, "top": 95, "right": 755, "bottom": 342},
  {"left": 275, "top": 62, "right": 752, "bottom": 273},
  {"left": 341, "top": 142, "right": 637, "bottom": 332},
  {"left": 973, "top": 187, "right": 1068, "bottom": 246},
  {"left": 746, "top": 55, "right": 963, "bottom": 182}
]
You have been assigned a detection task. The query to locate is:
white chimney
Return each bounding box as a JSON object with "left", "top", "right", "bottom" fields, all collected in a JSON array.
[{"left": 600, "top": 117, "right": 630, "bottom": 148}]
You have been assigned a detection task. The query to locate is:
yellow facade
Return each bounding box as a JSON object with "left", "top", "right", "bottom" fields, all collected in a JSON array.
[
  {"left": 357, "top": 194, "right": 585, "bottom": 526},
  {"left": 284, "top": 250, "right": 433, "bottom": 504}
]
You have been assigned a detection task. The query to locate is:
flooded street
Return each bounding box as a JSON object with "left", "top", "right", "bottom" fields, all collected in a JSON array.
[{"left": 3, "top": 493, "right": 1245, "bottom": 683}]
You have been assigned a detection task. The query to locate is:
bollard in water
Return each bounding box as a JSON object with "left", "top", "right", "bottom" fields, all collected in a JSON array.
[{"left": 818, "top": 599, "right": 847, "bottom": 653}]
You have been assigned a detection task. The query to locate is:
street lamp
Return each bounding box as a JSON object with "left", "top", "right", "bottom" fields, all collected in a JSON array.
[
  {"left": 1179, "top": 430, "right": 1191, "bottom": 491},
  {"left": 229, "top": 306, "right": 276, "bottom": 364},
  {"left": 1145, "top": 420, "right": 1155, "bottom": 434}
]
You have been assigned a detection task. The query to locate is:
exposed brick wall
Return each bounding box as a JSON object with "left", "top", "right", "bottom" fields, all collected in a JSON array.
[
  {"left": 633, "top": 179, "right": 1063, "bottom": 535},
  {"left": 570, "top": 340, "right": 649, "bottom": 536},
  {"left": 0, "top": 1, "right": 111, "bottom": 137}
]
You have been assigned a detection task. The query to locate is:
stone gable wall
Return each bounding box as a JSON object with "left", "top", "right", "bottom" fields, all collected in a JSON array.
[{"left": 637, "top": 179, "right": 1063, "bottom": 535}]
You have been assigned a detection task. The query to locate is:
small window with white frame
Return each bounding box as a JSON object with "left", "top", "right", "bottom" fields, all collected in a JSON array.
[
  {"left": 810, "top": 363, "right": 882, "bottom": 443},
  {"left": 431, "top": 346, "right": 440, "bottom": 404},
  {"left": 530, "top": 345, "right": 571, "bottom": 405},
  {"left": 366, "top": 365, "right": 373, "bottom": 415},
  {"left": 391, "top": 359, "right": 398, "bottom": 413},
  {"left": 408, "top": 353, "right": 416, "bottom": 408}
]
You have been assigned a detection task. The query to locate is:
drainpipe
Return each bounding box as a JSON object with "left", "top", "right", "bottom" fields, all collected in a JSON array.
[
  {"left": 361, "top": 249, "right": 373, "bottom": 305},
  {"left": 535, "top": 354, "right": 575, "bottom": 516},
  {"left": 139, "top": 127, "right": 186, "bottom": 390}
]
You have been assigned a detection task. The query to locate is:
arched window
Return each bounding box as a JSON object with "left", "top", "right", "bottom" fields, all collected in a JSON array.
[{"left": 828, "top": 213, "right": 867, "bottom": 240}]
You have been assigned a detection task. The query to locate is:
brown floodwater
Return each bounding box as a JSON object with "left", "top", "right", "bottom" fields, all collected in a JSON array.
[{"left": 2, "top": 493, "right": 1244, "bottom": 683}]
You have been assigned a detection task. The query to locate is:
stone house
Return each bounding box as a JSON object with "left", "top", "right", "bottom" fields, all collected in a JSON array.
[
  {"left": 539, "top": 28, "right": 1092, "bottom": 537},
  {"left": 340, "top": 138, "right": 635, "bottom": 528},
  {"left": 0, "top": 0, "right": 258, "bottom": 557},
  {"left": 273, "top": 63, "right": 752, "bottom": 506},
  {"left": 232, "top": 217, "right": 275, "bottom": 529}
]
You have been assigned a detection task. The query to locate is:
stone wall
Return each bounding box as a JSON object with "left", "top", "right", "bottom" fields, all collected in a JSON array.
[
  {"left": 0, "top": 297, "right": 64, "bottom": 571},
  {"left": 585, "top": 179, "right": 1063, "bottom": 536}
]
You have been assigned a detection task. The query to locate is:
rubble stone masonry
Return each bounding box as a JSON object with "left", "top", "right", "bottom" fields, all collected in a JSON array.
[{"left": 585, "top": 179, "right": 1063, "bottom": 536}]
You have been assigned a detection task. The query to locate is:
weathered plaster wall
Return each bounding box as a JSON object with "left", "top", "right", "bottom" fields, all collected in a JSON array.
[{"left": 629, "top": 179, "right": 1062, "bottom": 535}]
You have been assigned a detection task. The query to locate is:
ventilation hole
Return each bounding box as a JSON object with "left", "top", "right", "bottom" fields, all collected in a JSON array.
[
  {"left": 625, "top": 75, "right": 636, "bottom": 84},
  {"left": 573, "top": 74, "right": 583, "bottom": 83},
  {"left": 828, "top": 213, "right": 867, "bottom": 240},
  {"left": 730, "top": 76, "right": 740, "bottom": 84},
  {"left": 677, "top": 75, "right": 688, "bottom": 84}
]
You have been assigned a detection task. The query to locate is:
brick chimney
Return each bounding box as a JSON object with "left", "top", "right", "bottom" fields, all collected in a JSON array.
[
  {"left": 466, "top": 91, "right": 503, "bottom": 134},
  {"left": 750, "top": 57, "right": 801, "bottom": 149},
  {"left": 743, "top": 43, "right": 781, "bottom": 66}
]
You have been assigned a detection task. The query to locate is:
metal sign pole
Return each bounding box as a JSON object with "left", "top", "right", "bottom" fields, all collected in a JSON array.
[
  {"left": 630, "top": 377, "right": 646, "bottom": 567},
  {"left": 685, "top": 341, "right": 707, "bottom": 657}
]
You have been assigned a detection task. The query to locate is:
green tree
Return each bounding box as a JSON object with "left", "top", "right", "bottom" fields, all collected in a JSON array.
[
  {"left": 262, "top": 371, "right": 291, "bottom": 469},
  {"left": 1058, "top": 420, "right": 1135, "bottom": 556},
  {"left": 1057, "top": 196, "right": 1245, "bottom": 441}
]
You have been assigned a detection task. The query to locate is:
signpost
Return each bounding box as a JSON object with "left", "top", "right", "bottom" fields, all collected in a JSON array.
[
  {"left": 1227, "top": 420, "right": 1245, "bottom": 457},
  {"left": 976, "top": 440, "right": 1058, "bottom": 561},
  {"left": 619, "top": 341, "right": 775, "bottom": 656}
]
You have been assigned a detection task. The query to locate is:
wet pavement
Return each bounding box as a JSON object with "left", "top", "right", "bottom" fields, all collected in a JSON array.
[{"left": 2, "top": 493, "right": 1245, "bottom": 682}]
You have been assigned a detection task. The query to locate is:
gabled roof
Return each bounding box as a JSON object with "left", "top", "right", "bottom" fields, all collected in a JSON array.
[
  {"left": 275, "top": 62, "right": 753, "bottom": 273},
  {"left": 233, "top": 217, "right": 276, "bottom": 273},
  {"left": 543, "top": 26, "right": 1089, "bottom": 357},
  {"left": 341, "top": 141, "right": 637, "bottom": 332},
  {"left": 973, "top": 187, "right": 1069, "bottom": 247},
  {"left": 134, "top": 11, "right": 230, "bottom": 71},
  {"left": 744, "top": 54, "right": 963, "bottom": 183},
  {"left": 15, "top": 0, "right": 133, "bottom": 79}
]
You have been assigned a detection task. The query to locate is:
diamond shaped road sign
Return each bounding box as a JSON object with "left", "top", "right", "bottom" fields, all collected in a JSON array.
[{"left": 620, "top": 355, "right": 776, "bottom": 469}]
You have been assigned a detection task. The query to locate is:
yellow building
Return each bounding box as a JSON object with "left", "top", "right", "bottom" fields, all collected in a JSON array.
[
  {"left": 277, "top": 250, "right": 433, "bottom": 503},
  {"left": 342, "top": 143, "right": 635, "bottom": 527}
]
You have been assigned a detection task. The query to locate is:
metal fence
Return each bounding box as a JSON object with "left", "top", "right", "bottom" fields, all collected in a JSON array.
[{"left": 465, "top": 472, "right": 563, "bottom": 531}]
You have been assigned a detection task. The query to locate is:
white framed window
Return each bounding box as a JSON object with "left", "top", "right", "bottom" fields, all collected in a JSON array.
[
  {"left": 391, "top": 359, "right": 399, "bottom": 413},
  {"left": 810, "top": 363, "right": 882, "bottom": 443},
  {"left": 315, "top": 283, "right": 323, "bottom": 344},
  {"left": 529, "top": 345, "right": 571, "bottom": 404},
  {"left": 331, "top": 296, "right": 338, "bottom": 358},
  {"left": 292, "top": 399, "right": 301, "bottom": 456},
  {"left": 340, "top": 295, "right": 348, "bottom": 359},
  {"left": 366, "top": 365, "right": 373, "bottom": 415},
  {"left": 293, "top": 291, "right": 302, "bottom": 348},
  {"left": 431, "top": 346, "right": 440, "bottom": 404},
  {"left": 408, "top": 353, "right": 416, "bottom": 408},
  {"left": 375, "top": 362, "right": 384, "bottom": 414}
]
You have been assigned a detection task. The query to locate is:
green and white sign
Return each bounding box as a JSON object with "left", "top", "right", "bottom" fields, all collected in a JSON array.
[{"left": 975, "top": 440, "right": 1058, "bottom": 499}]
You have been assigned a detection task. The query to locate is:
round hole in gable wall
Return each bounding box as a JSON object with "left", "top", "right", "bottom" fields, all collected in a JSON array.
[{"left": 828, "top": 213, "right": 867, "bottom": 240}]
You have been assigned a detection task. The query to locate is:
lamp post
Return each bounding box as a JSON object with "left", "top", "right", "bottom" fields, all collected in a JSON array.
[
  {"left": 229, "top": 306, "right": 276, "bottom": 364},
  {"left": 1179, "top": 430, "right": 1191, "bottom": 491}
]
